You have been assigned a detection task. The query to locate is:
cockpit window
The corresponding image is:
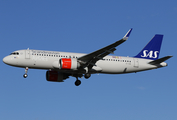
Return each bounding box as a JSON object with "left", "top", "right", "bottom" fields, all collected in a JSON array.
[{"left": 10, "top": 52, "right": 19, "bottom": 55}]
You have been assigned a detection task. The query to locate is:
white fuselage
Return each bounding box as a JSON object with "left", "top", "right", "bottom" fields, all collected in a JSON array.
[
  {"left": 2, "top": 29, "right": 171, "bottom": 86},
  {"left": 3, "top": 49, "right": 167, "bottom": 74}
]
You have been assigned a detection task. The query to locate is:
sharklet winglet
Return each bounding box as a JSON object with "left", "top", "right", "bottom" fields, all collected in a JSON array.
[{"left": 123, "top": 28, "right": 133, "bottom": 40}]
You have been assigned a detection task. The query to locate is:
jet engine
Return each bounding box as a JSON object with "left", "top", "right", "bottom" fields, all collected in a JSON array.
[
  {"left": 59, "top": 58, "right": 80, "bottom": 70},
  {"left": 46, "top": 71, "right": 69, "bottom": 82}
]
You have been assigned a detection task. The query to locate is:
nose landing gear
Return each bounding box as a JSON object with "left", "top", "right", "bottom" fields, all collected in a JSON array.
[
  {"left": 23, "top": 74, "right": 28, "bottom": 78},
  {"left": 23, "top": 67, "right": 28, "bottom": 78}
]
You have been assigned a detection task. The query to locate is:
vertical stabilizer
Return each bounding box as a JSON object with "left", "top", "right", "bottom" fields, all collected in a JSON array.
[{"left": 134, "top": 34, "right": 163, "bottom": 60}]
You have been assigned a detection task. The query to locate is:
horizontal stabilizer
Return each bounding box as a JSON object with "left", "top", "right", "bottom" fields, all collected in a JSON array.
[{"left": 148, "top": 56, "right": 173, "bottom": 65}]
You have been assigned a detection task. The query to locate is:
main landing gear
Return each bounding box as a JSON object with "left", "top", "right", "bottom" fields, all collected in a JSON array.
[
  {"left": 74, "top": 73, "right": 91, "bottom": 86},
  {"left": 75, "top": 77, "right": 81, "bottom": 86},
  {"left": 84, "top": 73, "right": 91, "bottom": 79},
  {"left": 23, "top": 67, "right": 28, "bottom": 78}
]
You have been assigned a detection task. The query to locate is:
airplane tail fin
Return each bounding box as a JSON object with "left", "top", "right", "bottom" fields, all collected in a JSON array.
[{"left": 134, "top": 34, "right": 163, "bottom": 60}]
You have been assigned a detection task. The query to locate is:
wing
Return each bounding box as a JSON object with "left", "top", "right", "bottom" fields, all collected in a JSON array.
[{"left": 78, "top": 28, "right": 133, "bottom": 70}]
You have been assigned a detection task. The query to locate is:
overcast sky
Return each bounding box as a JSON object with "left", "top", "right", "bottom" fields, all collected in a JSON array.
[{"left": 0, "top": 0, "right": 177, "bottom": 120}]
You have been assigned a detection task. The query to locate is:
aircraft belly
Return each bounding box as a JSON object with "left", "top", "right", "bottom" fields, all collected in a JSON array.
[
  {"left": 20, "top": 58, "right": 53, "bottom": 69},
  {"left": 35, "top": 61, "right": 53, "bottom": 69},
  {"left": 96, "top": 61, "right": 129, "bottom": 74}
]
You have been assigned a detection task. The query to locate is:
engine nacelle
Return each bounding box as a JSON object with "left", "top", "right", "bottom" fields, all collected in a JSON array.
[
  {"left": 59, "top": 58, "right": 80, "bottom": 70},
  {"left": 46, "top": 71, "right": 69, "bottom": 82}
]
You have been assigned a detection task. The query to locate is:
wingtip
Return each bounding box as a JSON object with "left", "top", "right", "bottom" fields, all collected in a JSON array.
[
  {"left": 168, "top": 55, "right": 173, "bottom": 58},
  {"left": 123, "top": 28, "right": 133, "bottom": 40}
]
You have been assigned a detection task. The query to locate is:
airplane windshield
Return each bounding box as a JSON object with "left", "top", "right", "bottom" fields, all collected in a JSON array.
[{"left": 10, "top": 52, "right": 19, "bottom": 55}]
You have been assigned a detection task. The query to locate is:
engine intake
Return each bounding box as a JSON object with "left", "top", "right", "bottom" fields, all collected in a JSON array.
[{"left": 59, "top": 58, "right": 80, "bottom": 70}]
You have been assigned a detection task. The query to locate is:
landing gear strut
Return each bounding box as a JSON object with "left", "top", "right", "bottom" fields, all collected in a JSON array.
[
  {"left": 75, "top": 77, "right": 81, "bottom": 86},
  {"left": 23, "top": 67, "right": 28, "bottom": 78}
]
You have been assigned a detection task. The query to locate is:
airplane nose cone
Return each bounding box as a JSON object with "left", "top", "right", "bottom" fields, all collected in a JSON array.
[{"left": 3, "top": 56, "right": 9, "bottom": 64}]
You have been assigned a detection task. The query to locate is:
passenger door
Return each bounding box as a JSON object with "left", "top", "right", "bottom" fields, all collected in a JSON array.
[
  {"left": 25, "top": 48, "right": 30, "bottom": 59},
  {"left": 134, "top": 58, "right": 139, "bottom": 68}
]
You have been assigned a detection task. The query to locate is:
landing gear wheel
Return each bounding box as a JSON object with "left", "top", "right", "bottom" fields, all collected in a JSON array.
[
  {"left": 84, "top": 73, "right": 91, "bottom": 79},
  {"left": 75, "top": 80, "right": 81, "bottom": 86},
  {"left": 23, "top": 74, "right": 28, "bottom": 78}
]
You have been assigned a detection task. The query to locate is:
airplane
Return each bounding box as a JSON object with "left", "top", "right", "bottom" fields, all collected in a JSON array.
[{"left": 3, "top": 29, "right": 172, "bottom": 86}]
